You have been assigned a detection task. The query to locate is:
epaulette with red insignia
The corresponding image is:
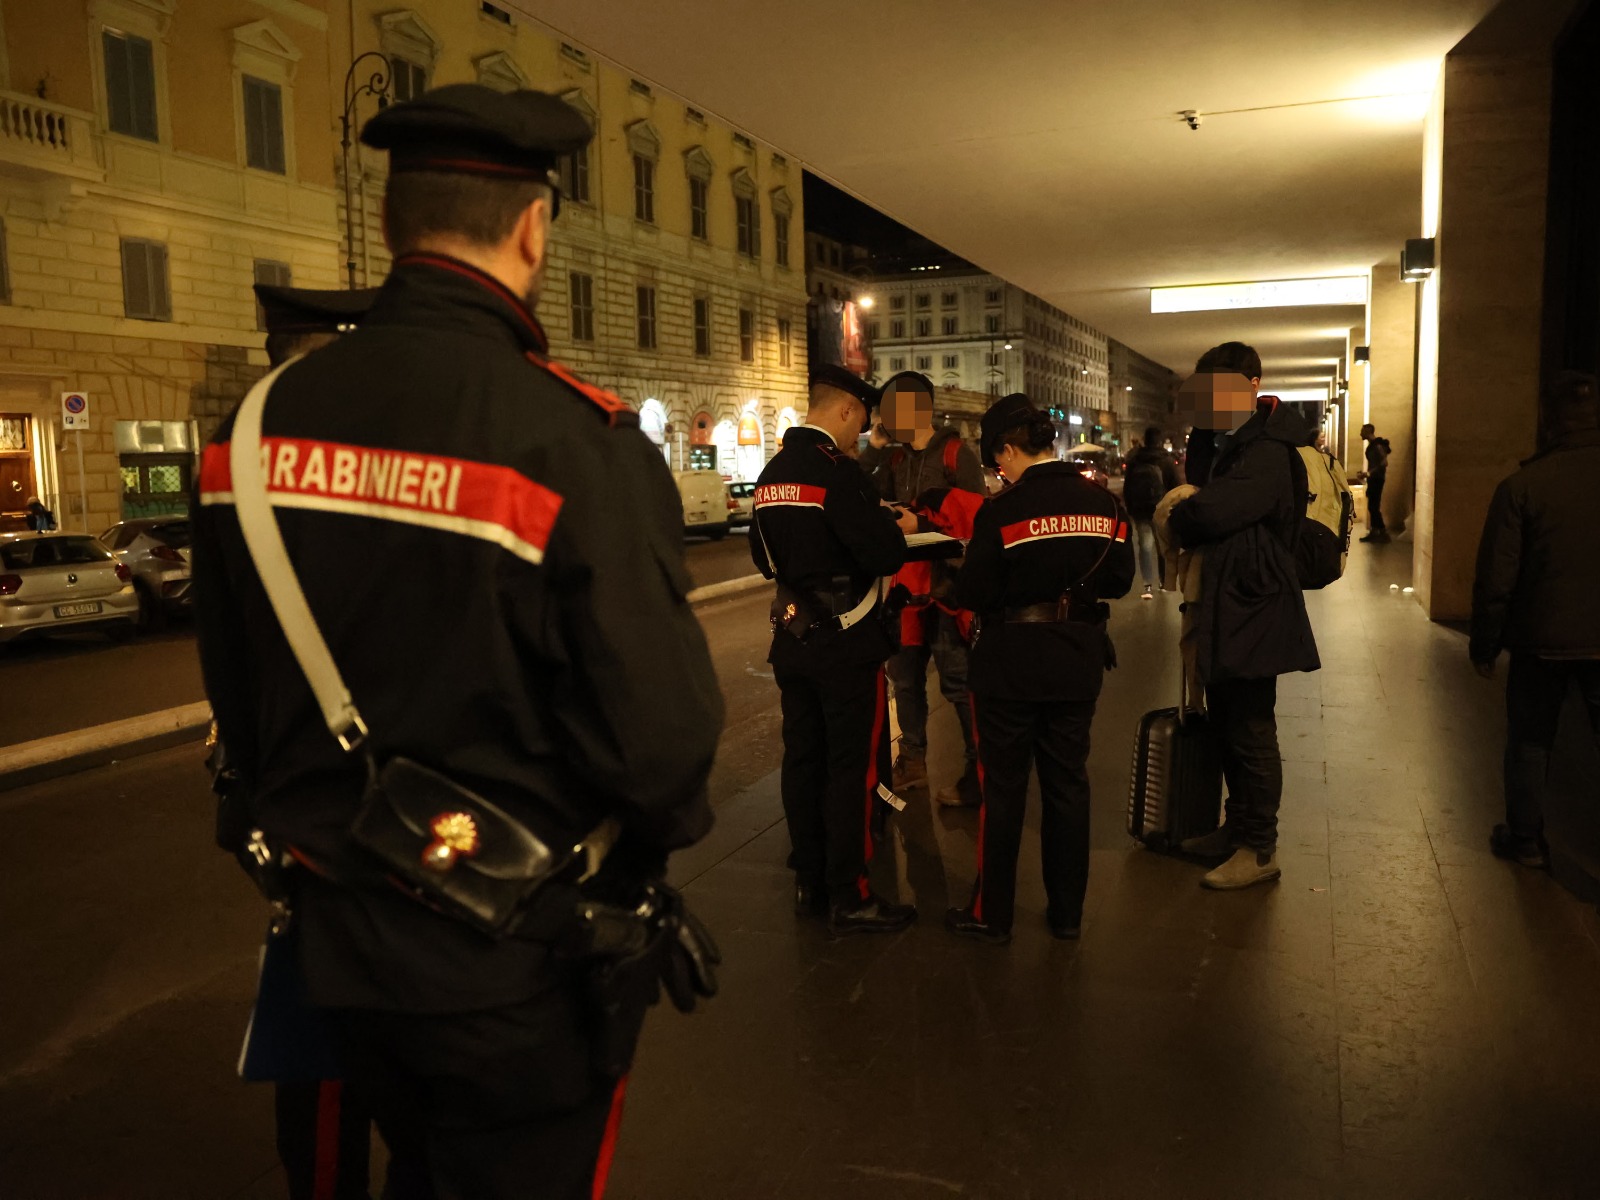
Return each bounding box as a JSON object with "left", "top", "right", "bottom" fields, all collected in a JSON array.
[{"left": 525, "top": 351, "right": 638, "bottom": 430}]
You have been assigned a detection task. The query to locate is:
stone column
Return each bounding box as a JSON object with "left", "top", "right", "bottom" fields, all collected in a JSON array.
[
  {"left": 1343, "top": 325, "right": 1367, "bottom": 473},
  {"left": 1412, "top": 0, "right": 1577, "bottom": 619},
  {"left": 1366, "top": 261, "right": 1416, "bottom": 534}
]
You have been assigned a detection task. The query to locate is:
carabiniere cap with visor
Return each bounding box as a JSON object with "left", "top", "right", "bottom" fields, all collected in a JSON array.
[
  {"left": 253, "top": 284, "right": 378, "bottom": 336},
  {"left": 979, "top": 392, "right": 1041, "bottom": 469},
  {"left": 809, "top": 363, "right": 883, "bottom": 432},
  {"left": 360, "top": 83, "right": 594, "bottom": 218}
]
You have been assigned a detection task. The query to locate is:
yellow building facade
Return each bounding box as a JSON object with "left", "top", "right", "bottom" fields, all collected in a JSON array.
[{"left": 0, "top": 0, "right": 807, "bottom": 536}]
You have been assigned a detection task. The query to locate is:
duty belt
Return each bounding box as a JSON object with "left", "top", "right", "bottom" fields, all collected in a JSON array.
[{"left": 1003, "top": 600, "right": 1074, "bottom": 624}]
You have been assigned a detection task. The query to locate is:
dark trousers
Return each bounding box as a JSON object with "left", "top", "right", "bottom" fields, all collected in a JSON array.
[
  {"left": 775, "top": 657, "right": 890, "bottom": 905},
  {"left": 1207, "top": 676, "right": 1283, "bottom": 852},
  {"left": 887, "top": 609, "right": 976, "bottom": 765},
  {"left": 275, "top": 1080, "right": 372, "bottom": 1200},
  {"left": 1367, "top": 474, "right": 1387, "bottom": 532},
  {"left": 333, "top": 985, "right": 628, "bottom": 1200},
  {"left": 969, "top": 694, "right": 1095, "bottom": 932},
  {"left": 1505, "top": 654, "right": 1600, "bottom": 840}
]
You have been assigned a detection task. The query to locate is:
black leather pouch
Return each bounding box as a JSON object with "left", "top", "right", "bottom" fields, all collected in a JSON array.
[
  {"left": 771, "top": 582, "right": 822, "bottom": 640},
  {"left": 349, "top": 756, "right": 574, "bottom": 937}
]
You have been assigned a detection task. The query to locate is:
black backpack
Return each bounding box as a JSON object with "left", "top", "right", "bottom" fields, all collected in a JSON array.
[{"left": 1123, "top": 458, "right": 1166, "bottom": 519}]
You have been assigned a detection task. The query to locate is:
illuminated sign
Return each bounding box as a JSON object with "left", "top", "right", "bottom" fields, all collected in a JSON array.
[{"left": 737, "top": 414, "right": 762, "bottom": 446}]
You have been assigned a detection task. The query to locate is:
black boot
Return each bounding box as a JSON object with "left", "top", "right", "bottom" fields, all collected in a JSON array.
[
  {"left": 944, "top": 906, "right": 1010, "bottom": 944},
  {"left": 1489, "top": 823, "right": 1549, "bottom": 869},
  {"left": 1047, "top": 912, "right": 1081, "bottom": 940},
  {"left": 827, "top": 893, "right": 917, "bottom": 937},
  {"left": 794, "top": 880, "right": 828, "bottom": 917}
]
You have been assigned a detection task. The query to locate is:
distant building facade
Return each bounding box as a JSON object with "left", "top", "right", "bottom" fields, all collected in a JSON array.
[{"left": 1109, "top": 339, "right": 1180, "bottom": 446}]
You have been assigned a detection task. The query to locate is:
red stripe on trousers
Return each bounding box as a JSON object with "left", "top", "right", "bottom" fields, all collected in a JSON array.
[
  {"left": 860, "top": 667, "right": 888, "bottom": 900},
  {"left": 969, "top": 691, "right": 987, "bottom": 921},
  {"left": 591, "top": 1075, "right": 629, "bottom": 1200},
  {"left": 312, "top": 1081, "right": 342, "bottom": 1200}
]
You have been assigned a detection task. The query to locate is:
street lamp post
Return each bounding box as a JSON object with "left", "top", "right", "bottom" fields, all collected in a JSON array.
[{"left": 340, "top": 51, "right": 392, "bottom": 290}]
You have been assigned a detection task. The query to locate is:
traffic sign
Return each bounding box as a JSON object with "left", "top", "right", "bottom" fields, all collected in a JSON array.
[{"left": 61, "top": 392, "right": 90, "bottom": 430}]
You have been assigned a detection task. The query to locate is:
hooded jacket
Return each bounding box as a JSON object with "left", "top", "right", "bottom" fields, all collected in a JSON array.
[
  {"left": 1167, "top": 402, "right": 1321, "bottom": 683},
  {"left": 1470, "top": 427, "right": 1600, "bottom": 661}
]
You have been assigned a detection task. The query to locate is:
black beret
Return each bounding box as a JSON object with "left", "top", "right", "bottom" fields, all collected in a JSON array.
[
  {"left": 253, "top": 285, "right": 378, "bottom": 336},
  {"left": 979, "top": 392, "right": 1040, "bottom": 468},
  {"left": 809, "top": 363, "right": 882, "bottom": 429},
  {"left": 361, "top": 84, "right": 593, "bottom": 186}
]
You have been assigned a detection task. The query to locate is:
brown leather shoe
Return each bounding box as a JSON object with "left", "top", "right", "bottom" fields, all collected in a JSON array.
[{"left": 892, "top": 754, "right": 928, "bottom": 791}]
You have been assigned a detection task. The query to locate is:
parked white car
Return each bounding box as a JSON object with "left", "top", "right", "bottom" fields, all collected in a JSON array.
[
  {"left": 674, "top": 470, "right": 732, "bottom": 540},
  {"left": 727, "top": 481, "right": 756, "bottom": 528},
  {"left": 0, "top": 532, "right": 139, "bottom": 645},
  {"left": 102, "top": 516, "right": 192, "bottom": 630}
]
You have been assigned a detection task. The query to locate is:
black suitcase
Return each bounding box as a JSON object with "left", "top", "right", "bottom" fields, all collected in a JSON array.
[{"left": 1127, "top": 677, "right": 1224, "bottom": 851}]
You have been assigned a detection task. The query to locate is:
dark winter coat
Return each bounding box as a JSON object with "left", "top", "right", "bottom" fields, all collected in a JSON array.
[
  {"left": 1167, "top": 403, "right": 1322, "bottom": 683},
  {"left": 1122, "top": 445, "right": 1181, "bottom": 520},
  {"left": 1470, "top": 428, "right": 1600, "bottom": 662},
  {"left": 860, "top": 427, "right": 985, "bottom": 503}
]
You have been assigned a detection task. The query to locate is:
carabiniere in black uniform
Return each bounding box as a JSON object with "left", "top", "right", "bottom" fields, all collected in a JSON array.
[
  {"left": 750, "top": 364, "right": 916, "bottom": 935},
  {"left": 193, "top": 85, "right": 722, "bottom": 1200},
  {"left": 947, "top": 394, "right": 1134, "bottom": 944}
]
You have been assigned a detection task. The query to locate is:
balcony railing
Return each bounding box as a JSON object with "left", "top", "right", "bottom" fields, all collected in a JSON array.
[{"left": 0, "top": 92, "right": 101, "bottom": 178}]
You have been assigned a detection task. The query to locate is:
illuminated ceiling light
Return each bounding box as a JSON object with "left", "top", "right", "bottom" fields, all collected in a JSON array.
[
  {"left": 1267, "top": 389, "right": 1335, "bottom": 402},
  {"left": 1150, "top": 276, "right": 1368, "bottom": 314}
]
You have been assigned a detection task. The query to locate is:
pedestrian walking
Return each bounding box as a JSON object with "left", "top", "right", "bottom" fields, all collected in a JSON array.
[
  {"left": 1470, "top": 371, "right": 1600, "bottom": 870},
  {"left": 193, "top": 84, "right": 722, "bottom": 1199},
  {"left": 1359, "top": 423, "right": 1392, "bottom": 543},
  {"left": 751, "top": 363, "right": 919, "bottom": 936},
  {"left": 1166, "top": 343, "right": 1321, "bottom": 890},
  {"left": 863, "top": 370, "right": 987, "bottom": 807},
  {"left": 1122, "top": 425, "right": 1181, "bottom": 599},
  {"left": 945, "top": 394, "right": 1134, "bottom": 944}
]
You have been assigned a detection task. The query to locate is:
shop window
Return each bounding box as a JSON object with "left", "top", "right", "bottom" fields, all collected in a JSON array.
[
  {"left": 119, "top": 456, "right": 190, "bottom": 519},
  {"left": 121, "top": 238, "right": 171, "bottom": 322},
  {"left": 243, "top": 76, "right": 286, "bottom": 173},
  {"left": 104, "top": 29, "right": 158, "bottom": 141}
]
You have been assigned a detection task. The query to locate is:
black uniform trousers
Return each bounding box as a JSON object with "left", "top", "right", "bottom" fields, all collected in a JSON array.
[
  {"left": 330, "top": 979, "right": 631, "bottom": 1200},
  {"left": 1367, "top": 474, "right": 1388, "bottom": 533},
  {"left": 775, "top": 654, "right": 890, "bottom": 905},
  {"left": 1505, "top": 654, "right": 1600, "bottom": 841},
  {"left": 969, "top": 693, "right": 1095, "bottom": 932},
  {"left": 274, "top": 1079, "right": 372, "bottom": 1200}
]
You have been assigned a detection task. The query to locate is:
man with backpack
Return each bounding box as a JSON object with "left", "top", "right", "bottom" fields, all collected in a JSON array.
[
  {"left": 1166, "top": 343, "right": 1322, "bottom": 890},
  {"left": 1122, "top": 427, "right": 1181, "bottom": 599},
  {"left": 1358, "top": 423, "right": 1392, "bottom": 544},
  {"left": 863, "top": 371, "right": 988, "bottom": 807}
]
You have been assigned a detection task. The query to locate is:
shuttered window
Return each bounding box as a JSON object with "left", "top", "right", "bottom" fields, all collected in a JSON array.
[
  {"left": 103, "top": 29, "right": 158, "bottom": 141},
  {"left": 391, "top": 58, "right": 427, "bottom": 103},
  {"left": 121, "top": 238, "right": 171, "bottom": 321},
  {"left": 739, "top": 308, "right": 755, "bottom": 362},
  {"left": 252, "top": 260, "right": 292, "bottom": 330},
  {"left": 569, "top": 272, "right": 594, "bottom": 342},
  {"left": 243, "top": 76, "right": 286, "bottom": 174},
  {"left": 694, "top": 297, "right": 711, "bottom": 357},
  {"left": 636, "top": 286, "right": 657, "bottom": 350}
]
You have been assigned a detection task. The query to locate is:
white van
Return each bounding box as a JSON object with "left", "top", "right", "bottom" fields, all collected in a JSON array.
[{"left": 674, "top": 470, "right": 731, "bottom": 540}]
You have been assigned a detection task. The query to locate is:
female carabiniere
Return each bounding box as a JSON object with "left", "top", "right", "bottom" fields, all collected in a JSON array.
[{"left": 945, "top": 395, "right": 1135, "bottom": 944}]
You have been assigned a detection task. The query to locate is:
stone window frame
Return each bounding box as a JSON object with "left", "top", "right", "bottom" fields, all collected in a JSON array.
[
  {"left": 88, "top": 0, "right": 175, "bottom": 147},
  {"left": 738, "top": 307, "right": 756, "bottom": 362},
  {"left": 376, "top": 10, "right": 442, "bottom": 102},
  {"left": 231, "top": 20, "right": 300, "bottom": 179},
  {"left": 474, "top": 50, "right": 528, "bottom": 94},
  {"left": 684, "top": 146, "right": 713, "bottom": 242},
  {"left": 770, "top": 186, "right": 793, "bottom": 269},
  {"left": 732, "top": 168, "right": 759, "bottom": 260},
  {"left": 628, "top": 120, "right": 661, "bottom": 226},
  {"left": 693, "top": 295, "right": 712, "bottom": 357},
  {"left": 777, "top": 316, "right": 792, "bottom": 367},
  {"left": 636, "top": 284, "right": 658, "bottom": 350},
  {"left": 569, "top": 270, "right": 595, "bottom": 342},
  {"left": 559, "top": 90, "right": 597, "bottom": 206}
]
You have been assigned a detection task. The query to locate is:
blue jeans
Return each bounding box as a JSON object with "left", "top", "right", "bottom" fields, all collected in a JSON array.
[
  {"left": 887, "top": 609, "right": 975, "bottom": 764},
  {"left": 1133, "top": 520, "right": 1160, "bottom": 589}
]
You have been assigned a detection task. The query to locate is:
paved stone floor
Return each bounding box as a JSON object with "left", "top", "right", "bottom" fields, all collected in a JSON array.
[{"left": 2, "top": 543, "right": 1597, "bottom": 1198}]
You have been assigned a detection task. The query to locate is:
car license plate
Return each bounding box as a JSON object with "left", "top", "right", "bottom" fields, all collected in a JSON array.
[{"left": 54, "top": 601, "right": 102, "bottom": 618}]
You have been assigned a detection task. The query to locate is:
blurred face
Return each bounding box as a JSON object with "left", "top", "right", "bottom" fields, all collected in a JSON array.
[
  {"left": 881, "top": 382, "right": 934, "bottom": 442},
  {"left": 1360, "top": 424, "right": 1375, "bottom": 440},
  {"left": 1176, "top": 371, "right": 1260, "bottom": 432}
]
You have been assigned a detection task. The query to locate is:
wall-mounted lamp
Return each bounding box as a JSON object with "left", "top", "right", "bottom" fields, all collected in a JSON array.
[
  {"left": 1400, "top": 238, "right": 1435, "bottom": 282},
  {"left": 1353, "top": 345, "right": 1371, "bottom": 363}
]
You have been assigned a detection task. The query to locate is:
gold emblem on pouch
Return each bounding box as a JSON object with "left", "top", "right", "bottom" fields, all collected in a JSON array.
[{"left": 422, "top": 811, "right": 481, "bottom": 871}]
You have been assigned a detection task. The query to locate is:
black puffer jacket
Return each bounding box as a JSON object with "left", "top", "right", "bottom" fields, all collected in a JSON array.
[
  {"left": 1167, "top": 403, "right": 1322, "bottom": 683},
  {"left": 1470, "top": 428, "right": 1600, "bottom": 661}
]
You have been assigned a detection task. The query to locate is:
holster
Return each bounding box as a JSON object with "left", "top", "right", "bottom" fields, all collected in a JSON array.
[{"left": 771, "top": 581, "right": 824, "bottom": 640}]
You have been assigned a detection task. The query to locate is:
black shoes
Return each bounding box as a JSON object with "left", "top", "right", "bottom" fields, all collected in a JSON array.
[
  {"left": 794, "top": 881, "right": 828, "bottom": 917},
  {"left": 1047, "top": 914, "right": 1081, "bottom": 940},
  {"left": 827, "top": 893, "right": 917, "bottom": 937},
  {"left": 1359, "top": 531, "right": 1391, "bottom": 544},
  {"left": 944, "top": 906, "right": 1011, "bottom": 944},
  {"left": 1489, "top": 824, "right": 1549, "bottom": 870}
]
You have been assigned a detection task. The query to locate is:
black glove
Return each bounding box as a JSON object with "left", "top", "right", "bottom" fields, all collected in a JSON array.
[{"left": 659, "top": 888, "right": 720, "bottom": 1014}]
